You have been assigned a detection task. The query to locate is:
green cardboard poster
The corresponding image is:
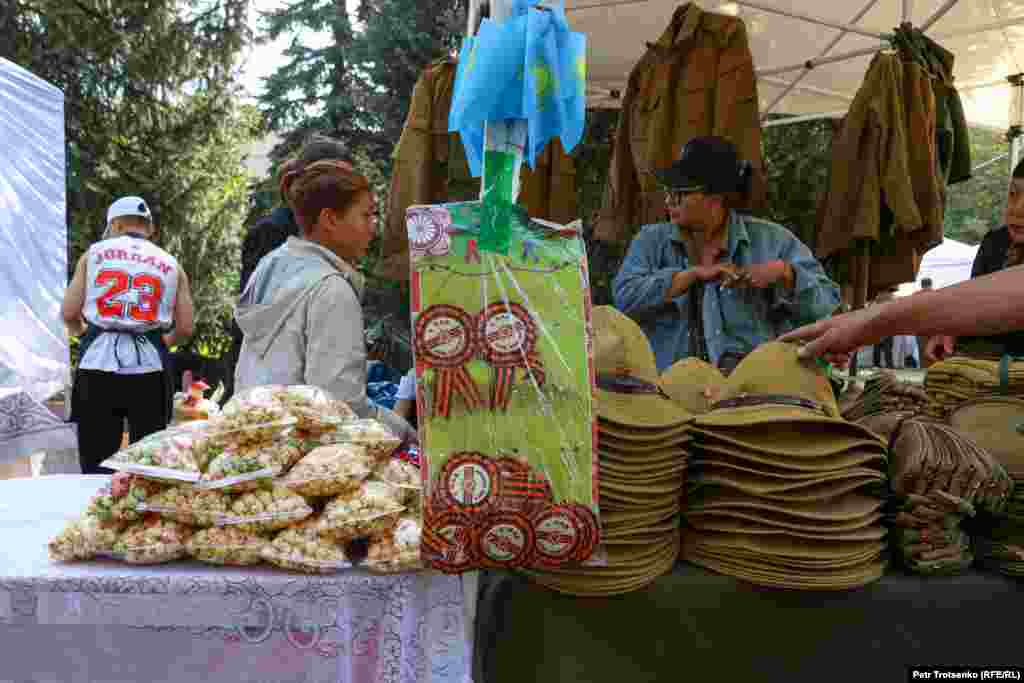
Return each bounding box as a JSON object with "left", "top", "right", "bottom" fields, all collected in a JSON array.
[{"left": 407, "top": 200, "right": 598, "bottom": 572}]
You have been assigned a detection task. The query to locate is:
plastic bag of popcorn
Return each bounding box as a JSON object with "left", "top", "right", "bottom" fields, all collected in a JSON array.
[
  {"left": 297, "top": 419, "right": 401, "bottom": 461},
  {"left": 364, "top": 515, "right": 424, "bottom": 574},
  {"left": 87, "top": 473, "right": 167, "bottom": 524},
  {"left": 219, "top": 486, "right": 313, "bottom": 534},
  {"left": 137, "top": 486, "right": 231, "bottom": 527},
  {"left": 261, "top": 516, "right": 351, "bottom": 574},
  {"left": 48, "top": 515, "right": 122, "bottom": 562},
  {"left": 318, "top": 481, "right": 405, "bottom": 542},
  {"left": 108, "top": 515, "right": 193, "bottom": 564},
  {"left": 186, "top": 527, "right": 269, "bottom": 566},
  {"left": 279, "top": 444, "right": 375, "bottom": 498}
]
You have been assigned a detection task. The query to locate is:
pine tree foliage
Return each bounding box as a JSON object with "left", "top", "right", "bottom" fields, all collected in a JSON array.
[{"left": 1, "top": 0, "right": 257, "bottom": 354}]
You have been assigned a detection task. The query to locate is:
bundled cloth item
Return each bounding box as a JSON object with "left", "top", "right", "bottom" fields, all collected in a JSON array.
[
  {"left": 524, "top": 307, "right": 690, "bottom": 596},
  {"left": 878, "top": 415, "right": 1010, "bottom": 575},
  {"left": 925, "top": 356, "right": 1024, "bottom": 419},
  {"left": 840, "top": 370, "right": 935, "bottom": 423},
  {"left": 48, "top": 385, "right": 425, "bottom": 574},
  {"left": 683, "top": 342, "right": 890, "bottom": 590},
  {"left": 949, "top": 397, "right": 1023, "bottom": 576}
]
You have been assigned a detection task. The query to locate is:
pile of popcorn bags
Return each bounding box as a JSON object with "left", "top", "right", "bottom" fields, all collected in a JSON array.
[{"left": 47, "top": 385, "right": 423, "bottom": 574}]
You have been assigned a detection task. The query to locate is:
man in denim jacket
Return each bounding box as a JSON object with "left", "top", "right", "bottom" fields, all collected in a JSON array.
[{"left": 613, "top": 137, "right": 840, "bottom": 373}]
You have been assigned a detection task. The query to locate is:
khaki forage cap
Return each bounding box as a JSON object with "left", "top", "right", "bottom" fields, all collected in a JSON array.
[
  {"left": 695, "top": 342, "right": 875, "bottom": 436},
  {"left": 592, "top": 306, "right": 692, "bottom": 430},
  {"left": 687, "top": 492, "right": 882, "bottom": 522},
  {"left": 692, "top": 441, "right": 886, "bottom": 472},
  {"left": 659, "top": 358, "right": 725, "bottom": 415},
  {"left": 685, "top": 508, "right": 884, "bottom": 534},
  {"left": 689, "top": 423, "right": 884, "bottom": 458}
]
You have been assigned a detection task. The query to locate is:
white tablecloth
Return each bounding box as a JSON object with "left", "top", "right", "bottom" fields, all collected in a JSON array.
[
  {"left": 0, "top": 476, "right": 472, "bottom": 683},
  {"left": 0, "top": 388, "right": 76, "bottom": 464}
]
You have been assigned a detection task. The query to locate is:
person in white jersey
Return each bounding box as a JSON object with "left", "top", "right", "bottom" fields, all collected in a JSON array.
[{"left": 61, "top": 197, "right": 194, "bottom": 474}]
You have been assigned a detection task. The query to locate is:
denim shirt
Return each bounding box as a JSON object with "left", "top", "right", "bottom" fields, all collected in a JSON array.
[{"left": 612, "top": 211, "right": 841, "bottom": 371}]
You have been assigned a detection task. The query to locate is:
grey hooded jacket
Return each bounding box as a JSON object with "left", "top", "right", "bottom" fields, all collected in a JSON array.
[{"left": 234, "top": 237, "right": 413, "bottom": 439}]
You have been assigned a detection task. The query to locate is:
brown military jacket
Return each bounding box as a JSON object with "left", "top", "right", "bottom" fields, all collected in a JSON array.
[
  {"left": 817, "top": 52, "right": 945, "bottom": 303},
  {"left": 379, "top": 57, "right": 578, "bottom": 282},
  {"left": 594, "top": 3, "right": 765, "bottom": 243}
]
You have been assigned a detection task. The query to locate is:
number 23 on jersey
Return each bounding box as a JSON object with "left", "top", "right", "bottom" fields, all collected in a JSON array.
[{"left": 95, "top": 269, "right": 164, "bottom": 323}]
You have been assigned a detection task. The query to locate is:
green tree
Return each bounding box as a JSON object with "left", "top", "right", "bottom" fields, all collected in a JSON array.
[
  {"left": 945, "top": 126, "right": 1010, "bottom": 245},
  {"left": 2, "top": 0, "right": 256, "bottom": 355},
  {"left": 257, "top": 0, "right": 462, "bottom": 169}
]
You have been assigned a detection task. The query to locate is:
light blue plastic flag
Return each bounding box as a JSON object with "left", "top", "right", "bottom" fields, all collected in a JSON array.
[{"left": 448, "top": 0, "right": 587, "bottom": 178}]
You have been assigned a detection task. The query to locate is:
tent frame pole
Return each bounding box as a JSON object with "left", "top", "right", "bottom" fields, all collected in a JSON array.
[
  {"left": 762, "top": 110, "right": 846, "bottom": 127},
  {"left": 760, "top": 0, "right": 881, "bottom": 120},
  {"left": 756, "top": 44, "right": 884, "bottom": 78},
  {"left": 759, "top": 76, "right": 854, "bottom": 102},
  {"left": 733, "top": 0, "right": 886, "bottom": 39},
  {"left": 921, "top": 0, "right": 959, "bottom": 31},
  {"left": 902, "top": 0, "right": 912, "bottom": 23}
]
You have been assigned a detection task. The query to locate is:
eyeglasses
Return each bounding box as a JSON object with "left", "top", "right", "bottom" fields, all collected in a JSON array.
[{"left": 664, "top": 190, "right": 701, "bottom": 207}]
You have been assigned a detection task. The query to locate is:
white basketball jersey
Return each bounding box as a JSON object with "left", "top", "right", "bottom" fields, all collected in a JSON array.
[{"left": 79, "top": 235, "right": 180, "bottom": 373}]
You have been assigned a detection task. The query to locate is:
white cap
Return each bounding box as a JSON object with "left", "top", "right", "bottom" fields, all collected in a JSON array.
[{"left": 106, "top": 196, "right": 152, "bottom": 226}]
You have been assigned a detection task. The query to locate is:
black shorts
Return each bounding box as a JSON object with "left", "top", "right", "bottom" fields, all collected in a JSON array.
[{"left": 71, "top": 369, "right": 169, "bottom": 475}]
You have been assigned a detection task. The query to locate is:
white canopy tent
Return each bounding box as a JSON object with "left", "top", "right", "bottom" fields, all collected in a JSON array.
[
  {"left": 896, "top": 237, "right": 980, "bottom": 295},
  {"left": 565, "top": 0, "right": 1024, "bottom": 135},
  {"left": 0, "top": 57, "right": 75, "bottom": 465}
]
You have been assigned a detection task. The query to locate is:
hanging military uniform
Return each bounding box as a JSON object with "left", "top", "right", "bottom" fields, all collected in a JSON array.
[
  {"left": 594, "top": 2, "right": 766, "bottom": 243},
  {"left": 817, "top": 28, "right": 971, "bottom": 307},
  {"left": 379, "top": 57, "right": 578, "bottom": 282}
]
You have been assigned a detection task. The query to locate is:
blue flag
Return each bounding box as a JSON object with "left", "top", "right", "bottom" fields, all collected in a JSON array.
[{"left": 448, "top": 0, "right": 586, "bottom": 177}]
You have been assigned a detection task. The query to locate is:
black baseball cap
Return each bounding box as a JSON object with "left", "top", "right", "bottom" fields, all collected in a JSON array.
[{"left": 654, "top": 136, "right": 747, "bottom": 194}]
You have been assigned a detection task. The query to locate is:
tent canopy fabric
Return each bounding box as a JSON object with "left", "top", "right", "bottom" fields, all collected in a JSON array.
[
  {"left": 566, "top": 0, "right": 1024, "bottom": 131},
  {"left": 896, "top": 238, "right": 979, "bottom": 295},
  {"left": 0, "top": 57, "right": 68, "bottom": 402}
]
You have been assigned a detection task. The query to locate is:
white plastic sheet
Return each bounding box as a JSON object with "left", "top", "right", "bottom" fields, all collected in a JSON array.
[{"left": 0, "top": 57, "right": 68, "bottom": 402}]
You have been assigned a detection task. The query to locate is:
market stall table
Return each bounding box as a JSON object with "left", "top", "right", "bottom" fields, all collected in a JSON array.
[
  {"left": 0, "top": 475, "right": 471, "bottom": 683},
  {"left": 474, "top": 567, "right": 1021, "bottom": 683}
]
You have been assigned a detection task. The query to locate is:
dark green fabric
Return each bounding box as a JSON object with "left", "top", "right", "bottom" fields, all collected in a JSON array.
[{"left": 475, "top": 564, "right": 1024, "bottom": 683}]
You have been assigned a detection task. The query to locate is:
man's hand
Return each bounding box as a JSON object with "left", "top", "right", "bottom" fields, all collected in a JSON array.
[
  {"left": 779, "top": 306, "right": 885, "bottom": 366},
  {"left": 925, "top": 335, "right": 955, "bottom": 364},
  {"left": 745, "top": 260, "right": 793, "bottom": 289},
  {"left": 692, "top": 264, "right": 732, "bottom": 282}
]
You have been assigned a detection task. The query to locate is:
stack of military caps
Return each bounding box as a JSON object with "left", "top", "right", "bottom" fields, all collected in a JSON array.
[
  {"left": 659, "top": 358, "right": 726, "bottom": 416},
  {"left": 949, "top": 397, "right": 1023, "bottom": 576},
  {"left": 682, "top": 342, "right": 890, "bottom": 590},
  {"left": 882, "top": 416, "right": 1010, "bottom": 574},
  {"left": 524, "top": 307, "right": 690, "bottom": 596},
  {"left": 840, "top": 370, "right": 934, "bottom": 423},
  {"left": 925, "top": 357, "right": 1024, "bottom": 419}
]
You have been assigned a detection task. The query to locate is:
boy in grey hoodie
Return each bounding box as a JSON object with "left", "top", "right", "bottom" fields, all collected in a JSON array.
[{"left": 234, "top": 160, "right": 414, "bottom": 440}]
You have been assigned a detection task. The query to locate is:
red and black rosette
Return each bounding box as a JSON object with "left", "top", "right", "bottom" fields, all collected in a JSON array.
[
  {"left": 530, "top": 505, "right": 586, "bottom": 567},
  {"left": 476, "top": 512, "right": 536, "bottom": 568},
  {"left": 476, "top": 302, "right": 546, "bottom": 411},
  {"left": 437, "top": 452, "right": 500, "bottom": 514},
  {"left": 494, "top": 456, "right": 553, "bottom": 514},
  {"left": 422, "top": 510, "right": 477, "bottom": 573},
  {"left": 415, "top": 304, "right": 483, "bottom": 418},
  {"left": 565, "top": 503, "right": 600, "bottom": 563}
]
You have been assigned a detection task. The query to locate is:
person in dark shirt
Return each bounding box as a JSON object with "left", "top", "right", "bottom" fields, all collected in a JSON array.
[
  {"left": 224, "top": 137, "right": 352, "bottom": 401},
  {"left": 925, "top": 159, "right": 1024, "bottom": 363}
]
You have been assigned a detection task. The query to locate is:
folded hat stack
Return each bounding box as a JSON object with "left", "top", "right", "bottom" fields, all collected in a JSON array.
[
  {"left": 881, "top": 416, "right": 1010, "bottom": 574},
  {"left": 524, "top": 307, "right": 690, "bottom": 596},
  {"left": 681, "top": 342, "right": 891, "bottom": 590},
  {"left": 840, "top": 370, "right": 936, "bottom": 423},
  {"left": 925, "top": 357, "right": 1024, "bottom": 419},
  {"left": 949, "top": 397, "right": 1023, "bottom": 577}
]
